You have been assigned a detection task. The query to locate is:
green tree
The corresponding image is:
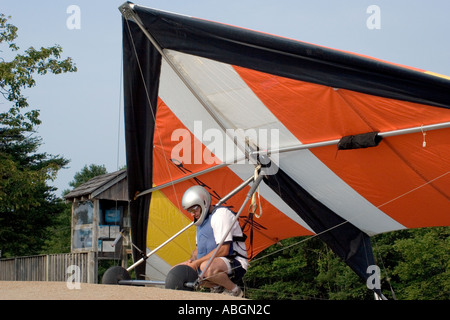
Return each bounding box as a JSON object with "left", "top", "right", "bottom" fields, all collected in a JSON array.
[
  {"left": 245, "top": 237, "right": 326, "bottom": 300},
  {"left": 244, "top": 227, "right": 449, "bottom": 300},
  {"left": 0, "top": 14, "right": 76, "bottom": 257},
  {"left": 0, "top": 129, "right": 69, "bottom": 256},
  {"left": 68, "top": 164, "right": 108, "bottom": 190},
  {"left": 40, "top": 202, "right": 72, "bottom": 254},
  {"left": 375, "top": 227, "right": 449, "bottom": 300},
  {"left": 1, "top": 14, "right": 77, "bottom": 131}
]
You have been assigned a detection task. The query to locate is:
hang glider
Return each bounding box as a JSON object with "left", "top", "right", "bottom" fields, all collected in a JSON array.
[{"left": 117, "top": 2, "right": 450, "bottom": 295}]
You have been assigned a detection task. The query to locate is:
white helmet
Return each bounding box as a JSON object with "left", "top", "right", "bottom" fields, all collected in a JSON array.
[{"left": 182, "top": 185, "right": 211, "bottom": 226}]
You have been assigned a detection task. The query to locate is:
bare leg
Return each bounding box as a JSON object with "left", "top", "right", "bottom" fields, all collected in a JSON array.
[{"left": 199, "top": 258, "right": 235, "bottom": 290}]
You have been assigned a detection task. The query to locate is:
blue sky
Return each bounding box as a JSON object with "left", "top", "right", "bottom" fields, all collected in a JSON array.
[{"left": 1, "top": 0, "right": 449, "bottom": 195}]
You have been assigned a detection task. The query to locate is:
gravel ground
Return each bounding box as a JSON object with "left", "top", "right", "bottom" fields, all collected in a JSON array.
[{"left": 0, "top": 281, "right": 245, "bottom": 300}]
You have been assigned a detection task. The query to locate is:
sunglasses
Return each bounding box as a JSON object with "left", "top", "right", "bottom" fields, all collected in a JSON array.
[{"left": 187, "top": 205, "right": 200, "bottom": 213}]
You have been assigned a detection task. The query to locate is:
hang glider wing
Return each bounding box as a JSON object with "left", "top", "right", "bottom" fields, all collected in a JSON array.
[{"left": 120, "top": 3, "right": 450, "bottom": 288}]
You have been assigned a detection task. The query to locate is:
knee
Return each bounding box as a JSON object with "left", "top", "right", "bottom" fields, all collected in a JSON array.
[{"left": 199, "top": 259, "right": 223, "bottom": 277}]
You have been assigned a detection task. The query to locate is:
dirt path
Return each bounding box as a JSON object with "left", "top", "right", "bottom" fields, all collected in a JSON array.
[{"left": 0, "top": 281, "right": 245, "bottom": 300}]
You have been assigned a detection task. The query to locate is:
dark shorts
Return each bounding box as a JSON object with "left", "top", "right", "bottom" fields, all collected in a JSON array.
[
  {"left": 198, "top": 256, "right": 247, "bottom": 284},
  {"left": 228, "top": 257, "right": 246, "bottom": 283}
]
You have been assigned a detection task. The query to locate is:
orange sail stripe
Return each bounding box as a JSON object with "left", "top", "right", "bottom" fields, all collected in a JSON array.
[
  {"left": 233, "top": 65, "right": 450, "bottom": 229},
  {"left": 151, "top": 98, "right": 313, "bottom": 259}
]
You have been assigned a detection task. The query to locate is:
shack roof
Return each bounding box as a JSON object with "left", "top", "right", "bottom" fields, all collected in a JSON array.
[{"left": 64, "top": 169, "right": 128, "bottom": 201}]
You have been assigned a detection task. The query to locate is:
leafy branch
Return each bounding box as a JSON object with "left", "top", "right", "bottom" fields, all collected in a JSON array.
[{"left": 0, "top": 13, "right": 77, "bottom": 131}]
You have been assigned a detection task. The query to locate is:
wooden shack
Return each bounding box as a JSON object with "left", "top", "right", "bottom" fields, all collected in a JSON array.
[{"left": 64, "top": 169, "right": 130, "bottom": 265}]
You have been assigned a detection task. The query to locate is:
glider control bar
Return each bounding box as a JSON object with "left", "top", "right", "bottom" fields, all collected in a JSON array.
[
  {"left": 125, "top": 171, "right": 257, "bottom": 273},
  {"left": 126, "top": 221, "right": 195, "bottom": 272}
]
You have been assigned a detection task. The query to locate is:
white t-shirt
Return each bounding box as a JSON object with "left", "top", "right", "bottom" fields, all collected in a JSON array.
[{"left": 210, "top": 207, "right": 248, "bottom": 270}]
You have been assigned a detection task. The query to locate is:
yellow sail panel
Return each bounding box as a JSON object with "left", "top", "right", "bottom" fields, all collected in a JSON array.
[{"left": 147, "top": 189, "right": 196, "bottom": 266}]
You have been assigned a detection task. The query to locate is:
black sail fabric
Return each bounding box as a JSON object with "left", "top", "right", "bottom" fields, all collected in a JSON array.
[
  {"left": 122, "top": 17, "right": 162, "bottom": 278},
  {"left": 264, "top": 169, "right": 379, "bottom": 291}
]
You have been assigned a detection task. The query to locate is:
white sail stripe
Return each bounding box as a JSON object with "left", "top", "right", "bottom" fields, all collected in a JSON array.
[
  {"left": 158, "top": 50, "right": 405, "bottom": 236},
  {"left": 158, "top": 53, "right": 311, "bottom": 231},
  {"left": 144, "top": 250, "right": 172, "bottom": 281}
]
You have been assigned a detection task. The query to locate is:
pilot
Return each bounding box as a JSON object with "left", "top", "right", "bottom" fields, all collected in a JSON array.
[{"left": 180, "top": 185, "right": 248, "bottom": 297}]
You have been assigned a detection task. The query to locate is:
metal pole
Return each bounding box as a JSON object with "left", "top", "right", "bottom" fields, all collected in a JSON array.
[
  {"left": 378, "top": 121, "right": 450, "bottom": 138},
  {"left": 118, "top": 279, "right": 166, "bottom": 286},
  {"left": 126, "top": 221, "right": 194, "bottom": 272},
  {"left": 137, "top": 162, "right": 230, "bottom": 199},
  {"left": 216, "top": 174, "right": 255, "bottom": 206},
  {"left": 255, "top": 121, "right": 450, "bottom": 156}
]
